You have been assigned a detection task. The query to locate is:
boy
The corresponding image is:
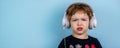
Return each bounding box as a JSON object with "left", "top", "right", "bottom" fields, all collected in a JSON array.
[{"left": 58, "top": 2, "right": 102, "bottom": 48}]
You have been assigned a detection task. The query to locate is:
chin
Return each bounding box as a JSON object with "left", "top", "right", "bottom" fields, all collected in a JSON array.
[{"left": 75, "top": 31, "right": 85, "bottom": 35}]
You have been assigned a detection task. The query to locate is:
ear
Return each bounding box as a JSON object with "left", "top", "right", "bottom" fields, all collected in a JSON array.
[{"left": 89, "top": 13, "right": 97, "bottom": 29}]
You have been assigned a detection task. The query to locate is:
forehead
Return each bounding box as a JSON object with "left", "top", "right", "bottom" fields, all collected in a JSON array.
[{"left": 71, "top": 11, "right": 89, "bottom": 19}]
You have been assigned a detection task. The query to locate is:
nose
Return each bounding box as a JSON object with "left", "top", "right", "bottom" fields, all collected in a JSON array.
[{"left": 77, "top": 20, "right": 82, "bottom": 26}]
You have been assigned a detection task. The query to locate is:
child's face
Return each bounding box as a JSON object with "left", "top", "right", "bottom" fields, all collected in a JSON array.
[{"left": 70, "top": 11, "right": 89, "bottom": 35}]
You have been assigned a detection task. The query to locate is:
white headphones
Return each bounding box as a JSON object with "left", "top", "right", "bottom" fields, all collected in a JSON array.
[{"left": 62, "top": 12, "right": 97, "bottom": 30}]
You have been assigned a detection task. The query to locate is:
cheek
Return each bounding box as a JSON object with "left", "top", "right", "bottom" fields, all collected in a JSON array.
[
  {"left": 83, "top": 21, "right": 89, "bottom": 28},
  {"left": 70, "top": 22, "right": 77, "bottom": 29}
]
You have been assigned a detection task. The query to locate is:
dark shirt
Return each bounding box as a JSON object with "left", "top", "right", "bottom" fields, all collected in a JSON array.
[{"left": 58, "top": 35, "right": 102, "bottom": 48}]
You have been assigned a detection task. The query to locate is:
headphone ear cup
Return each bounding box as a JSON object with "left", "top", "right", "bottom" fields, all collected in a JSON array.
[
  {"left": 89, "top": 13, "right": 97, "bottom": 29},
  {"left": 62, "top": 12, "right": 70, "bottom": 29}
]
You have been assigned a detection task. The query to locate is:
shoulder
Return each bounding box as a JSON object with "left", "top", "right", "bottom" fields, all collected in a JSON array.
[
  {"left": 88, "top": 35, "right": 99, "bottom": 41},
  {"left": 88, "top": 35, "right": 102, "bottom": 44},
  {"left": 64, "top": 35, "right": 74, "bottom": 41},
  {"left": 58, "top": 35, "right": 72, "bottom": 48},
  {"left": 89, "top": 36, "right": 102, "bottom": 48},
  {"left": 65, "top": 35, "right": 72, "bottom": 39},
  {"left": 88, "top": 36, "right": 102, "bottom": 48}
]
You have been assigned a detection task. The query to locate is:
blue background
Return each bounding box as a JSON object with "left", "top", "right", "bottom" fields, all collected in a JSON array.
[{"left": 0, "top": 0, "right": 120, "bottom": 48}]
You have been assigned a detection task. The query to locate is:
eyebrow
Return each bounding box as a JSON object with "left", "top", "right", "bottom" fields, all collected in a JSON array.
[{"left": 71, "top": 17, "right": 89, "bottom": 19}]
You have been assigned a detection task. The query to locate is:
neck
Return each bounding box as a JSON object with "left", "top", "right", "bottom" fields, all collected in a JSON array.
[{"left": 72, "top": 32, "right": 88, "bottom": 39}]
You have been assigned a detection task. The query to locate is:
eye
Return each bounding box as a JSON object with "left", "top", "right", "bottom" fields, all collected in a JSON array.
[
  {"left": 81, "top": 18, "right": 87, "bottom": 21},
  {"left": 72, "top": 19, "right": 78, "bottom": 21}
]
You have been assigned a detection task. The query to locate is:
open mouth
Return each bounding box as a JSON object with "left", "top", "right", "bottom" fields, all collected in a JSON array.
[{"left": 77, "top": 27, "right": 83, "bottom": 31}]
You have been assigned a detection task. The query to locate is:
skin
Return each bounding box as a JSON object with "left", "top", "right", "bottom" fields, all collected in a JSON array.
[{"left": 70, "top": 11, "right": 90, "bottom": 39}]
